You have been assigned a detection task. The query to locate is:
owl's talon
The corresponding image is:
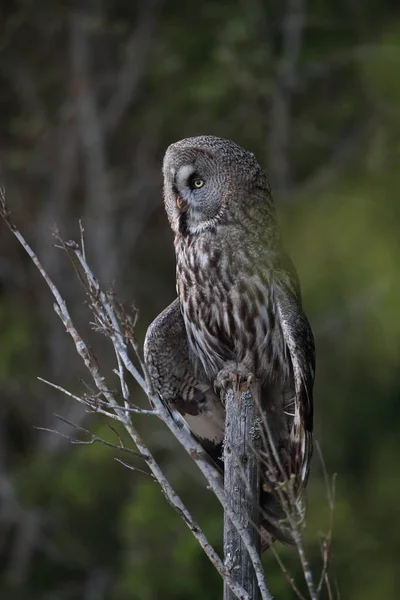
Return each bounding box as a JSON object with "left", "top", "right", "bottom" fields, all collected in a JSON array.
[
  {"left": 238, "top": 373, "right": 255, "bottom": 393},
  {"left": 214, "top": 362, "right": 255, "bottom": 396}
]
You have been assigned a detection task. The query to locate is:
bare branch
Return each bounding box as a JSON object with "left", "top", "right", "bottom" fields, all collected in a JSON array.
[
  {"left": 0, "top": 193, "right": 250, "bottom": 600},
  {"left": 65, "top": 237, "right": 271, "bottom": 600},
  {"left": 2, "top": 186, "right": 335, "bottom": 599}
]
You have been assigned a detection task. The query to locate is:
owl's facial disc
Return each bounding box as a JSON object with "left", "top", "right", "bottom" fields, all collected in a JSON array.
[{"left": 164, "top": 148, "right": 226, "bottom": 234}]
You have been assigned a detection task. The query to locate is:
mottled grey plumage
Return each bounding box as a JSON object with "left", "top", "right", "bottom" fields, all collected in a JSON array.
[{"left": 144, "top": 135, "right": 315, "bottom": 548}]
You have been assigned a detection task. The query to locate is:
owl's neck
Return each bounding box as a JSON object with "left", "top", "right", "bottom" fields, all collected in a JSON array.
[
  {"left": 174, "top": 218, "right": 280, "bottom": 268},
  {"left": 174, "top": 226, "right": 281, "bottom": 293}
]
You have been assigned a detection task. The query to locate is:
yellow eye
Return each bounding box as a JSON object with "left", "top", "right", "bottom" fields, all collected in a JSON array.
[{"left": 192, "top": 178, "right": 204, "bottom": 189}]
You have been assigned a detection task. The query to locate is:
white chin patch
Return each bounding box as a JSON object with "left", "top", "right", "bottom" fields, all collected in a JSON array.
[{"left": 176, "top": 164, "right": 195, "bottom": 187}]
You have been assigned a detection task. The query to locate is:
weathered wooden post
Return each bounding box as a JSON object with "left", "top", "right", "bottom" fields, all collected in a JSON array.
[{"left": 223, "top": 380, "right": 262, "bottom": 600}]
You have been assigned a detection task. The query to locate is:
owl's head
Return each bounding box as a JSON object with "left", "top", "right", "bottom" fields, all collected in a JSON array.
[{"left": 162, "top": 136, "right": 273, "bottom": 236}]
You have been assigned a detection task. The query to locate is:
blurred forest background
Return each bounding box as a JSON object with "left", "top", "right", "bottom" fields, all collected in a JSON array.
[{"left": 0, "top": 0, "right": 399, "bottom": 599}]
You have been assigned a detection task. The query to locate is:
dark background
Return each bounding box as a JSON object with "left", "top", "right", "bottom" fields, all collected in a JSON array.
[{"left": 0, "top": 1, "right": 399, "bottom": 598}]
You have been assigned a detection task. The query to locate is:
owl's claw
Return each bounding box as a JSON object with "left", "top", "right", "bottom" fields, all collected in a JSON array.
[{"left": 214, "top": 362, "right": 255, "bottom": 398}]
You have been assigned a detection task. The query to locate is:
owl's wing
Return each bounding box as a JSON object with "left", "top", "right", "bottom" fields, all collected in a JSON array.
[
  {"left": 144, "top": 297, "right": 304, "bottom": 550},
  {"left": 273, "top": 255, "right": 315, "bottom": 490},
  {"left": 144, "top": 299, "right": 225, "bottom": 468}
]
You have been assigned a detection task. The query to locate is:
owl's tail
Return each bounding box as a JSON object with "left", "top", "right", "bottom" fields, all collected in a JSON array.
[
  {"left": 259, "top": 488, "right": 297, "bottom": 551},
  {"left": 258, "top": 428, "right": 312, "bottom": 551}
]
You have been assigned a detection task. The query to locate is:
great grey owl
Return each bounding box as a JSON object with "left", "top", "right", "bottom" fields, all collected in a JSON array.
[{"left": 144, "top": 135, "right": 315, "bottom": 548}]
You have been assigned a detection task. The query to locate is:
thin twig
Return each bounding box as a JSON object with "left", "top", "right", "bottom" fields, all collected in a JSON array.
[
  {"left": 79, "top": 219, "right": 86, "bottom": 261},
  {"left": 114, "top": 458, "right": 151, "bottom": 477},
  {"left": 270, "top": 546, "right": 307, "bottom": 600},
  {"left": 315, "top": 441, "right": 337, "bottom": 597},
  {"left": 256, "top": 400, "right": 318, "bottom": 600}
]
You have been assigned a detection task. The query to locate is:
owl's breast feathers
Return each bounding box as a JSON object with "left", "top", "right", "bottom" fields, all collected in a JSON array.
[
  {"left": 175, "top": 230, "right": 315, "bottom": 499},
  {"left": 175, "top": 232, "right": 290, "bottom": 385}
]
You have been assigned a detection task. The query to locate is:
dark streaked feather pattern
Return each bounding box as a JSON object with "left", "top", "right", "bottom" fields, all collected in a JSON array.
[{"left": 144, "top": 136, "right": 315, "bottom": 549}]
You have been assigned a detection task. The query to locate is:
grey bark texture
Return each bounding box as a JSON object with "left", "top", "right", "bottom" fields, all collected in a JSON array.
[{"left": 223, "top": 382, "right": 262, "bottom": 600}]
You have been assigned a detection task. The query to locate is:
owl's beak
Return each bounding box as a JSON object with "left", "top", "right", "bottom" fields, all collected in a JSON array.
[{"left": 176, "top": 195, "right": 188, "bottom": 213}]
